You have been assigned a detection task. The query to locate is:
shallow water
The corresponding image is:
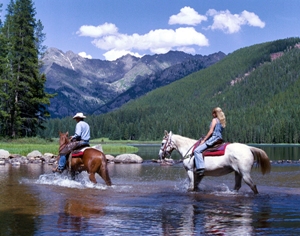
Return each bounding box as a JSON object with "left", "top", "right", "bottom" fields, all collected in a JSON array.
[{"left": 0, "top": 160, "right": 300, "bottom": 236}]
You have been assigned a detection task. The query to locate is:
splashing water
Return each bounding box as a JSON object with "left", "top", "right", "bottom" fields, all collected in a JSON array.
[{"left": 35, "top": 172, "right": 108, "bottom": 190}]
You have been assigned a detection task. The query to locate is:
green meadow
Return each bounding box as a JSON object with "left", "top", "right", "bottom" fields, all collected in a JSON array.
[{"left": 0, "top": 137, "right": 139, "bottom": 156}]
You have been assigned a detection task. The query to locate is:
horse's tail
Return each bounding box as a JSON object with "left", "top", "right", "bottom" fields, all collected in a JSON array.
[{"left": 249, "top": 147, "right": 271, "bottom": 175}]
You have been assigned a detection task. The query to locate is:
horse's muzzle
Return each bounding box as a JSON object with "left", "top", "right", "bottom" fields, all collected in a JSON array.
[{"left": 158, "top": 150, "right": 169, "bottom": 160}]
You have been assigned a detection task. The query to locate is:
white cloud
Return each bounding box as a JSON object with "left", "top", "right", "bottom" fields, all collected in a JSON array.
[
  {"left": 241, "top": 10, "right": 266, "bottom": 28},
  {"left": 207, "top": 9, "right": 265, "bottom": 34},
  {"left": 103, "top": 49, "right": 143, "bottom": 61},
  {"left": 76, "top": 7, "right": 264, "bottom": 60},
  {"left": 91, "top": 27, "right": 208, "bottom": 60},
  {"left": 76, "top": 22, "right": 118, "bottom": 38},
  {"left": 78, "top": 52, "right": 92, "bottom": 59},
  {"left": 176, "top": 47, "right": 196, "bottom": 55},
  {"left": 169, "top": 6, "right": 207, "bottom": 25}
]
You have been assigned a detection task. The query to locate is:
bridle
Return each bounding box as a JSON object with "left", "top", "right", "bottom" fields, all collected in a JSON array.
[
  {"left": 159, "top": 133, "right": 178, "bottom": 159},
  {"left": 159, "top": 131, "right": 199, "bottom": 162}
]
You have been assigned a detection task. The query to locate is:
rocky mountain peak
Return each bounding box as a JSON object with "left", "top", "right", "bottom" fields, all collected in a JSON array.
[{"left": 41, "top": 48, "right": 226, "bottom": 118}]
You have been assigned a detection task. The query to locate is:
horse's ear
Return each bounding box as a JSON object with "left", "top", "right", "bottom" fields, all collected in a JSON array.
[
  {"left": 66, "top": 132, "right": 69, "bottom": 136},
  {"left": 168, "top": 131, "right": 172, "bottom": 142},
  {"left": 164, "top": 130, "right": 168, "bottom": 135}
]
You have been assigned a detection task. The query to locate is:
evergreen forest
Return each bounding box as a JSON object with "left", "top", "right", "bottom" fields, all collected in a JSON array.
[
  {"left": 38, "top": 37, "right": 300, "bottom": 144},
  {"left": 0, "top": 0, "right": 53, "bottom": 138}
]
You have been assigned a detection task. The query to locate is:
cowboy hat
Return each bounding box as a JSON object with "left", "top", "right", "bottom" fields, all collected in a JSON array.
[{"left": 73, "top": 112, "right": 86, "bottom": 119}]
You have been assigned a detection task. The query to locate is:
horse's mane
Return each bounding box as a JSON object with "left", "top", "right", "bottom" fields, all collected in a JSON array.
[{"left": 172, "top": 134, "right": 197, "bottom": 146}]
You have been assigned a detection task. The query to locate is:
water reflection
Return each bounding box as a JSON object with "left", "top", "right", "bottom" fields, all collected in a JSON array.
[
  {"left": 56, "top": 198, "right": 106, "bottom": 233},
  {"left": 1, "top": 145, "right": 300, "bottom": 235},
  {"left": 160, "top": 204, "right": 196, "bottom": 235}
]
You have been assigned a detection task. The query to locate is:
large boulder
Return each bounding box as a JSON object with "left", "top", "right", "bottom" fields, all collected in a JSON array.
[
  {"left": 0, "top": 149, "right": 10, "bottom": 160},
  {"left": 114, "top": 154, "right": 143, "bottom": 163},
  {"left": 105, "top": 154, "right": 115, "bottom": 163}
]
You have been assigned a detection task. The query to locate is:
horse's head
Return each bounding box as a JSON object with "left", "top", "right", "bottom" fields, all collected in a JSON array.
[
  {"left": 59, "top": 131, "right": 70, "bottom": 151},
  {"left": 158, "top": 130, "right": 177, "bottom": 160}
]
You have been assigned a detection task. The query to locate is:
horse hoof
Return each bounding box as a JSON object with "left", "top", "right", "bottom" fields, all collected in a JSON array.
[{"left": 187, "top": 187, "right": 195, "bottom": 192}]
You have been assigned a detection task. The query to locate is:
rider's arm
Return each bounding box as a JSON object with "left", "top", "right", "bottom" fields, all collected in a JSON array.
[{"left": 201, "top": 118, "right": 217, "bottom": 144}]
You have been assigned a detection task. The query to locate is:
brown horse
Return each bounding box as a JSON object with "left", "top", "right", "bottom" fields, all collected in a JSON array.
[{"left": 58, "top": 132, "right": 112, "bottom": 186}]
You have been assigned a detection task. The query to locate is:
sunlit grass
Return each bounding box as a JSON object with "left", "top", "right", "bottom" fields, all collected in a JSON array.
[{"left": 0, "top": 137, "right": 138, "bottom": 156}]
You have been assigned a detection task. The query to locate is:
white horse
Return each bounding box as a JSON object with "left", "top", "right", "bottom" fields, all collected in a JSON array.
[{"left": 158, "top": 130, "right": 271, "bottom": 193}]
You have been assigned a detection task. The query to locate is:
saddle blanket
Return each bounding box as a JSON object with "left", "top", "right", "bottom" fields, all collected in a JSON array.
[{"left": 71, "top": 147, "right": 91, "bottom": 157}]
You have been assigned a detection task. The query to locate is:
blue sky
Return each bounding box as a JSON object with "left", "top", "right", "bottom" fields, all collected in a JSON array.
[{"left": 1, "top": 0, "right": 299, "bottom": 61}]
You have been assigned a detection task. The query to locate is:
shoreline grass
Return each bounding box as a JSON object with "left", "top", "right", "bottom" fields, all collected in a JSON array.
[{"left": 0, "top": 137, "right": 139, "bottom": 156}]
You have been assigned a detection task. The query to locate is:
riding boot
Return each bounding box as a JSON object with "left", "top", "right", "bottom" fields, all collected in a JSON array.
[
  {"left": 52, "top": 166, "right": 63, "bottom": 173},
  {"left": 196, "top": 168, "right": 205, "bottom": 175}
]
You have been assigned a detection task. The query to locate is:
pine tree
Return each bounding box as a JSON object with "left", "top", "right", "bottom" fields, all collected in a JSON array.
[
  {"left": 0, "top": 0, "right": 54, "bottom": 137},
  {"left": 0, "top": 2, "right": 12, "bottom": 136}
]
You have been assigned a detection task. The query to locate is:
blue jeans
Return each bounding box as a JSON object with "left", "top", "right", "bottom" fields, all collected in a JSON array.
[
  {"left": 194, "top": 143, "right": 208, "bottom": 169},
  {"left": 58, "top": 140, "right": 89, "bottom": 170},
  {"left": 58, "top": 155, "right": 66, "bottom": 170}
]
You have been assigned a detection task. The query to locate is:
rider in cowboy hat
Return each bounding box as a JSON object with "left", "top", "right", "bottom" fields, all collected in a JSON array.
[{"left": 53, "top": 112, "right": 90, "bottom": 173}]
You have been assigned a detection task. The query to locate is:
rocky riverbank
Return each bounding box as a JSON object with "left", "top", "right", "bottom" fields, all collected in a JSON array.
[{"left": 0, "top": 148, "right": 144, "bottom": 166}]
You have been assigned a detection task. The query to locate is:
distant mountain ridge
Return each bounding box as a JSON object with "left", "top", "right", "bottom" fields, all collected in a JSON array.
[{"left": 41, "top": 48, "right": 226, "bottom": 118}]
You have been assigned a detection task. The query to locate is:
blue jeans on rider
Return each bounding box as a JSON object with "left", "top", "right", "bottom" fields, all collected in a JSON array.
[
  {"left": 58, "top": 155, "right": 66, "bottom": 170},
  {"left": 194, "top": 143, "right": 208, "bottom": 173},
  {"left": 58, "top": 140, "right": 89, "bottom": 170}
]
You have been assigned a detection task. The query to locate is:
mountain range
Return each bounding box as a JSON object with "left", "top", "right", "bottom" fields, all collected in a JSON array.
[{"left": 41, "top": 48, "right": 226, "bottom": 118}]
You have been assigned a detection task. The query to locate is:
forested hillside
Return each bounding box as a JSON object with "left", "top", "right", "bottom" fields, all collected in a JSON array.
[{"left": 39, "top": 37, "right": 300, "bottom": 143}]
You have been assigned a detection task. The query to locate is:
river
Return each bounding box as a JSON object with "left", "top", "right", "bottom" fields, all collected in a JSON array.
[{"left": 0, "top": 144, "right": 299, "bottom": 235}]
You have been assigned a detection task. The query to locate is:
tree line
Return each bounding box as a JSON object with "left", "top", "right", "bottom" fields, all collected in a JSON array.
[
  {"left": 0, "top": 0, "right": 53, "bottom": 138},
  {"left": 38, "top": 38, "right": 300, "bottom": 144}
]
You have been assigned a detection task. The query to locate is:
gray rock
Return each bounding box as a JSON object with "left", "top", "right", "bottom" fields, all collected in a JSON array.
[
  {"left": 27, "top": 150, "right": 42, "bottom": 159},
  {"left": 114, "top": 154, "right": 143, "bottom": 163}
]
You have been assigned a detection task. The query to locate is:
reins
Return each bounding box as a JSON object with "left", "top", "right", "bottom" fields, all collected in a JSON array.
[
  {"left": 175, "top": 140, "right": 200, "bottom": 164},
  {"left": 59, "top": 135, "right": 69, "bottom": 152}
]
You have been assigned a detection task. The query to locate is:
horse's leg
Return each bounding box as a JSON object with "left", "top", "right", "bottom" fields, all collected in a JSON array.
[
  {"left": 183, "top": 158, "right": 195, "bottom": 191},
  {"left": 70, "top": 170, "right": 76, "bottom": 180},
  {"left": 234, "top": 171, "right": 242, "bottom": 191},
  {"left": 82, "top": 157, "right": 97, "bottom": 184},
  {"left": 242, "top": 174, "right": 258, "bottom": 194},
  {"left": 98, "top": 158, "right": 112, "bottom": 186},
  {"left": 186, "top": 169, "right": 195, "bottom": 191},
  {"left": 88, "top": 172, "right": 97, "bottom": 184}
]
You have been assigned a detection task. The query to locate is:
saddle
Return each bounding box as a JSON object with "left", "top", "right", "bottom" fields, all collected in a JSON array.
[
  {"left": 203, "top": 142, "right": 230, "bottom": 156},
  {"left": 192, "top": 138, "right": 230, "bottom": 157}
]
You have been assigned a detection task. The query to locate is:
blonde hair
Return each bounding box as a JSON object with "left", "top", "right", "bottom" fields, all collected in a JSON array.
[{"left": 213, "top": 107, "right": 226, "bottom": 128}]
